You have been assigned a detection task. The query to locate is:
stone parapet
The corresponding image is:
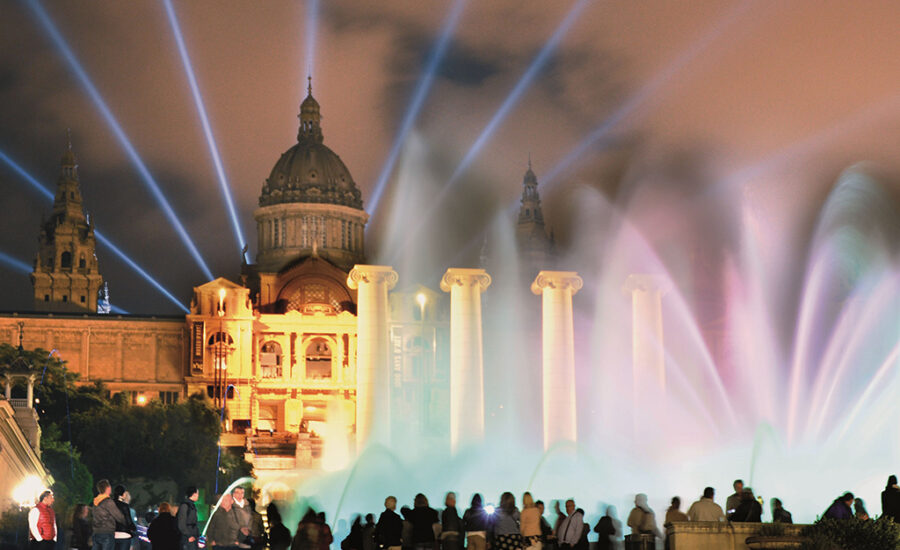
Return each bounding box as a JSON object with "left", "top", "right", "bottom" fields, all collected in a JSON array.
[{"left": 669, "top": 521, "right": 806, "bottom": 550}]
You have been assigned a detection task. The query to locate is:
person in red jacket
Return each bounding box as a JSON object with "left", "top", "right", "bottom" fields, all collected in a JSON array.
[{"left": 29, "top": 490, "right": 57, "bottom": 550}]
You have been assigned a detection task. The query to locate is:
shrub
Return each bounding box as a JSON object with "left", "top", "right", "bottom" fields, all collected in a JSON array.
[{"left": 801, "top": 517, "right": 900, "bottom": 550}]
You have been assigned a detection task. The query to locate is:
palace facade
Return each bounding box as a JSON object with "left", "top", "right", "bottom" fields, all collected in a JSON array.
[{"left": 0, "top": 82, "right": 553, "bottom": 484}]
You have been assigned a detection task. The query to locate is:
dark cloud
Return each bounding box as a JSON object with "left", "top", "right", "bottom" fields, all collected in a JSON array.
[{"left": 1, "top": 1, "right": 899, "bottom": 315}]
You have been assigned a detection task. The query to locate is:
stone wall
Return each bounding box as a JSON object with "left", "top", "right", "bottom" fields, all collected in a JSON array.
[
  {"left": 0, "top": 313, "right": 187, "bottom": 395},
  {"left": 669, "top": 521, "right": 806, "bottom": 550}
]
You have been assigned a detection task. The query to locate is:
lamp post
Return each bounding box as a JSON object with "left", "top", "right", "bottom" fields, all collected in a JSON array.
[{"left": 216, "top": 288, "right": 226, "bottom": 414}]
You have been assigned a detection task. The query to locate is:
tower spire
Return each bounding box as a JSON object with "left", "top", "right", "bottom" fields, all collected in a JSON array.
[{"left": 298, "top": 75, "right": 323, "bottom": 143}]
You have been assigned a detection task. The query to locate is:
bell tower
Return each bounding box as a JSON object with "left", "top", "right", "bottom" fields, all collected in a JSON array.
[
  {"left": 31, "top": 132, "right": 103, "bottom": 312},
  {"left": 515, "top": 158, "right": 554, "bottom": 275}
]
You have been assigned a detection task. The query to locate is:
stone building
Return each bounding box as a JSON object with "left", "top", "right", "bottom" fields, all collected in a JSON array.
[
  {"left": 31, "top": 135, "right": 103, "bottom": 313},
  {"left": 0, "top": 83, "right": 451, "bottom": 484}
]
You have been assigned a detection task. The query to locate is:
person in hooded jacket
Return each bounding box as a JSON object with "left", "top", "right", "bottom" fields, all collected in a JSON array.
[
  {"left": 176, "top": 487, "right": 200, "bottom": 550},
  {"left": 93, "top": 480, "right": 126, "bottom": 550},
  {"left": 112, "top": 486, "right": 137, "bottom": 550}
]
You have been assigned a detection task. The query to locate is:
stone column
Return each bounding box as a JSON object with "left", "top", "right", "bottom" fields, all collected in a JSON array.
[
  {"left": 531, "top": 271, "right": 583, "bottom": 450},
  {"left": 26, "top": 374, "right": 35, "bottom": 408},
  {"left": 347, "top": 265, "right": 398, "bottom": 451},
  {"left": 440, "top": 268, "right": 492, "bottom": 454},
  {"left": 622, "top": 274, "right": 671, "bottom": 392},
  {"left": 4, "top": 375, "right": 10, "bottom": 400}
]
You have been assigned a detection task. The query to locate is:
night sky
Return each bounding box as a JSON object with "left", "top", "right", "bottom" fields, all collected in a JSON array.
[{"left": 1, "top": 1, "right": 899, "bottom": 314}]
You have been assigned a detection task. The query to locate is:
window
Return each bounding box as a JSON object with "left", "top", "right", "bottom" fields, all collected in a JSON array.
[
  {"left": 260, "top": 341, "right": 283, "bottom": 378},
  {"left": 281, "top": 219, "right": 286, "bottom": 247},
  {"left": 70, "top": 192, "right": 74, "bottom": 199},
  {"left": 208, "top": 332, "right": 234, "bottom": 346},
  {"left": 158, "top": 391, "right": 179, "bottom": 404},
  {"left": 61, "top": 251, "right": 72, "bottom": 269},
  {"left": 80, "top": 295, "right": 86, "bottom": 303},
  {"left": 305, "top": 338, "right": 332, "bottom": 379},
  {"left": 79, "top": 255, "right": 86, "bottom": 268},
  {"left": 62, "top": 295, "right": 68, "bottom": 302},
  {"left": 44, "top": 295, "right": 49, "bottom": 302},
  {"left": 274, "top": 219, "right": 279, "bottom": 247},
  {"left": 206, "top": 385, "right": 235, "bottom": 399}
]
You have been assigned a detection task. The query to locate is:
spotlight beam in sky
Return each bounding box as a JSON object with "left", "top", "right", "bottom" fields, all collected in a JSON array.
[
  {"left": 367, "top": 0, "right": 467, "bottom": 216},
  {"left": 443, "top": 2, "right": 752, "bottom": 268},
  {"left": 0, "top": 248, "right": 130, "bottom": 314},
  {"left": 389, "top": 0, "right": 591, "bottom": 264},
  {"left": 305, "top": 0, "right": 319, "bottom": 77},
  {"left": 162, "top": 0, "right": 248, "bottom": 263},
  {"left": 0, "top": 250, "right": 32, "bottom": 274},
  {"left": 23, "top": 0, "right": 214, "bottom": 281},
  {"left": 0, "top": 149, "right": 189, "bottom": 313},
  {"left": 446, "top": 0, "right": 590, "bottom": 189},
  {"left": 539, "top": 0, "right": 753, "bottom": 193}
]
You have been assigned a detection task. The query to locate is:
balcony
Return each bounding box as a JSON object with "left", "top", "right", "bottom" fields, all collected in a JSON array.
[{"left": 8, "top": 398, "right": 29, "bottom": 409}]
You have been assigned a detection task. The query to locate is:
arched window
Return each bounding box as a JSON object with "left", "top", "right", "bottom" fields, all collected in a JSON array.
[
  {"left": 260, "top": 341, "right": 283, "bottom": 378},
  {"left": 61, "top": 251, "right": 72, "bottom": 269},
  {"left": 207, "top": 332, "right": 234, "bottom": 346},
  {"left": 78, "top": 254, "right": 86, "bottom": 269},
  {"left": 305, "top": 338, "right": 332, "bottom": 379}
]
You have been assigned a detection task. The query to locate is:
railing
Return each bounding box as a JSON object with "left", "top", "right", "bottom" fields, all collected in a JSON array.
[{"left": 8, "top": 398, "right": 29, "bottom": 409}]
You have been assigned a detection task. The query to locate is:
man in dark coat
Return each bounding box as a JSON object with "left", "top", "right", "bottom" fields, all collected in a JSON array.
[
  {"left": 375, "top": 497, "right": 404, "bottom": 550},
  {"left": 882, "top": 476, "right": 900, "bottom": 523},
  {"left": 728, "top": 490, "right": 761, "bottom": 523},
  {"left": 824, "top": 493, "right": 854, "bottom": 520},
  {"left": 175, "top": 487, "right": 200, "bottom": 550}
]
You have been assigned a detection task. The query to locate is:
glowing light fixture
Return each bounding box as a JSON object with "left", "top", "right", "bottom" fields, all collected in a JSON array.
[
  {"left": 367, "top": 0, "right": 467, "bottom": 215},
  {"left": 162, "top": 0, "right": 248, "bottom": 263},
  {"left": 136, "top": 394, "right": 147, "bottom": 406},
  {"left": 12, "top": 475, "right": 47, "bottom": 508},
  {"left": 23, "top": 0, "right": 213, "bottom": 280},
  {"left": 0, "top": 148, "right": 188, "bottom": 312}
]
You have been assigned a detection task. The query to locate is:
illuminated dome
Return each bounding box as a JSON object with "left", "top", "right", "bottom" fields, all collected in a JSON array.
[{"left": 259, "top": 79, "right": 364, "bottom": 210}]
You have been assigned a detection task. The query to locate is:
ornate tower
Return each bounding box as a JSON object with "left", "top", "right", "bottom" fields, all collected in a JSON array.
[
  {"left": 31, "top": 134, "right": 103, "bottom": 313},
  {"left": 515, "top": 159, "right": 553, "bottom": 275},
  {"left": 254, "top": 77, "right": 369, "bottom": 276}
]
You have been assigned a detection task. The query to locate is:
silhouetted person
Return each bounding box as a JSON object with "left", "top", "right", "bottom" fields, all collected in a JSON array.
[
  {"left": 291, "top": 509, "right": 321, "bottom": 550},
  {"left": 593, "top": 507, "right": 616, "bottom": 550},
  {"left": 462, "top": 494, "right": 489, "bottom": 550},
  {"left": 362, "top": 514, "right": 376, "bottom": 550},
  {"left": 664, "top": 497, "right": 688, "bottom": 550},
  {"left": 112, "top": 486, "right": 136, "bottom": 550},
  {"left": 441, "top": 493, "right": 462, "bottom": 550},
  {"left": 71, "top": 504, "right": 92, "bottom": 550},
  {"left": 375, "top": 497, "right": 403, "bottom": 550},
  {"left": 315, "top": 513, "right": 332, "bottom": 550},
  {"left": 687, "top": 488, "right": 724, "bottom": 522},
  {"left": 176, "top": 487, "right": 200, "bottom": 550},
  {"left": 626, "top": 494, "right": 661, "bottom": 539},
  {"left": 729, "top": 489, "right": 762, "bottom": 523},
  {"left": 342, "top": 516, "right": 364, "bottom": 550},
  {"left": 491, "top": 492, "right": 522, "bottom": 550},
  {"left": 725, "top": 480, "right": 743, "bottom": 516},
  {"left": 534, "top": 501, "right": 553, "bottom": 547},
  {"left": 854, "top": 498, "right": 870, "bottom": 521},
  {"left": 401, "top": 494, "right": 438, "bottom": 550},
  {"left": 824, "top": 493, "right": 854, "bottom": 520},
  {"left": 573, "top": 508, "right": 588, "bottom": 550},
  {"left": 770, "top": 499, "right": 792, "bottom": 524},
  {"left": 148, "top": 503, "right": 180, "bottom": 550},
  {"left": 267, "top": 504, "right": 292, "bottom": 550},
  {"left": 883, "top": 476, "right": 900, "bottom": 523}
]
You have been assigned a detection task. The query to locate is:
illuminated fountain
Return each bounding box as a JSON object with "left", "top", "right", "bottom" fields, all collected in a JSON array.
[{"left": 277, "top": 138, "right": 899, "bottom": 534}]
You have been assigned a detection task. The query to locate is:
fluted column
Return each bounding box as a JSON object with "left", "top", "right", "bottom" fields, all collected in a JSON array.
[
  {"left": 623, "top": 274, "right": 671, "bottom": 391},
  {"left": 347, "top": 265, "right": 398, "bottom": 451},
  {"left": 441, "top": 268, "right": 492, "bottom": 454},
  {"left": 531, "top": 271, "right": 583, "bottom": 450}
]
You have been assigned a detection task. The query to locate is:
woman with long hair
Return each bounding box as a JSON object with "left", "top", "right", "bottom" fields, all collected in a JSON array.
[
  {"left": 519, "top": 493, "right": 541, "bottom": 550},
  {"left": 492, "top": 492, "right": 522, "bottom": 550},
  {"left": 70, "top": 504, "right": 92, "bottom": 550},
  {"left": 400, "top": 494, "right": 439, "bottom": 550},
  {"left": 440, "top": 492, "right": 462, "bottom": 550},
  {"left": 462, "top": 494, "right": 489, "bottom": 550}
]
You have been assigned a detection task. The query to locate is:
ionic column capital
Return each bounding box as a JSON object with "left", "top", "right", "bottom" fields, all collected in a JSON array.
[
  {"left": 347, "top": 265, "right": 399, "bottom": 290},
  {"left": 531, "top": 270, "right": 583, "bottom": 296},
  {"left": 440, "top": 268, "right": 492, "bottom": 292},
  {"left": 622, "top": 273, "right": 672, "bottom": 295}
]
